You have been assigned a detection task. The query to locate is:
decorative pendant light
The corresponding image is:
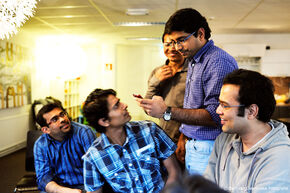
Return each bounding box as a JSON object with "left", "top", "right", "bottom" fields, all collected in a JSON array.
[{"left": 0, "top": 0, "right": 39, "bottom": 39}]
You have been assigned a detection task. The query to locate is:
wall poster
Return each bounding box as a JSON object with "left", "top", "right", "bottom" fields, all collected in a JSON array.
[{"left": 0, "top": 41, "right": 32, "bottom": 109}]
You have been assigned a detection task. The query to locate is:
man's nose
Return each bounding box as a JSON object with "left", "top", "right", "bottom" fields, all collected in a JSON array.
[
  {"left": 122, "top": 102, "right": 128, "bottom": 109},
  {"left": 216, "top": 104, "right": 223, "bottom": 114},
  {"left": 59, "top": 116, "right": 66, "bottom": 123},
  {"left": 169, "top": 45, "right": 177, "bottom": 51}
]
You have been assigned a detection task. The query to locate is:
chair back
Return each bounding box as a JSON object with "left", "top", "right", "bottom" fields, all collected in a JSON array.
[{"left": 25, "top": 130, "right": 42, "bottom": 172}]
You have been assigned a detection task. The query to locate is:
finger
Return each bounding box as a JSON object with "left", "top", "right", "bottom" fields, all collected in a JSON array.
[
  {"left": 162, "top": 70, "right": 172, "bottom": 75},
  {"left": 135, "top": 98, "right": 142, "bottom": 106},
  {"left": 152, "top": 95, "right": 163, "bottom": 100},
  {"left": 161, "top": 65, "right": 170, "bottom": 70},
  {"left": 146, "top": 109, "right": 151, "bottom": 115},
  {"left": 163, "top": 74, "right": 173, "bottom": 79},
  {"left": 140, "top": 104, "right": 152, "bottom": 111}
]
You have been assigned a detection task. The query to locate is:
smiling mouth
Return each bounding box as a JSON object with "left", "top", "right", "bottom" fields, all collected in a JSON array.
[
  {"left": 220, "top": 118, "right": 226, "bottom": 125},
  {"left": 178, "top": 50, "right": 187, "bottom": 55}
]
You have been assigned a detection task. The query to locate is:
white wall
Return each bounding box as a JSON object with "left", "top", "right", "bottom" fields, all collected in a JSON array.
[
  {"left": 0, "top": 34, "right": 34, "bottom": 157},
  {"left": 261, "top": 50, "right": 290, "bottom": 76},
  {"left": 115, "top": 44, "right": 164, "bottom": 122},
  {"left": 213, "top": 34, "right": 290, "bottom": 49},
  {"left": 80, "top": 43, "right": 116, "bottom": 103},
  {"left": 214, "top": 34, "right": 290, "bottom": 76},
  {"left": 0, "top": 105, "right": 31, "bottom": 157}
]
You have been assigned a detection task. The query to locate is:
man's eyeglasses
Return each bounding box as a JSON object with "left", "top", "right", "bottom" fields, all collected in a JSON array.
[
  {"left": 219, "top": 103, "right": 245, "bottom": 110},
  {"left": 163, "top": 31, "right": 196, "bottom": 48},
  {"left": 47, "top": 111, "right": 67, "bottom": 125}
]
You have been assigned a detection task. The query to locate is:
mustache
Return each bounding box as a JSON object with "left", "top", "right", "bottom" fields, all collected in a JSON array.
[{"left": 60, "top": 121, "right": 70, "bottom": 129}]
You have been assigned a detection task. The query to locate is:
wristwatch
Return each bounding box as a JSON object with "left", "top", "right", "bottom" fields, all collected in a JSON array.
[{"left": 163, "top": 106, "right": 172, "bottom": 121}]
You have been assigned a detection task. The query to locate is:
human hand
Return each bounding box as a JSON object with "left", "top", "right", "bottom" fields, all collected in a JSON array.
[
  {"left": 135, "top": 96, "right": 167, "bottom": 118},
  {"left": 155, "top": 65, "right": 175, "bottom": 82},
  {"left": 63, "top": 188, "right": 83, "bottom": 193},
  {"left": 175, "top": 133, "right": 186, "bottom": 164}
]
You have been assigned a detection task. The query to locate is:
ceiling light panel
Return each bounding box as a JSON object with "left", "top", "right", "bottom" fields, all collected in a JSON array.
[
  {"left": 126, "top": 8, "right": 149, "bottom": 16},
  {"left": 114, "top": 22, "right": 165, "bottom": 26}
]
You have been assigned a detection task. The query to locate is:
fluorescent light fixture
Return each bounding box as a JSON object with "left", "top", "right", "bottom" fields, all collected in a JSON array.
[
  {"left": 126, "top": 37, "right": 161, "bottom": 41},
  {"left": 114, "top": 22, "right": 165, "bottom": 26},
  {"left": 64, "top": 15, "right": 73, "bottom": 18},
  {"left": 126, "top": 8, "right": 149, "bottom": 16}
]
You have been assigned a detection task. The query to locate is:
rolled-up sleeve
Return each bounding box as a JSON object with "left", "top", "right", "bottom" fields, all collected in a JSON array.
[
  {"left": 83, "top": 152, "right": 104, "bottom": 192},
  {"left": 203, "top": 57, "right": 238, "bottom": 126},
  {"left": 151, "top": 123, "right": 177, "bottom": 160}
]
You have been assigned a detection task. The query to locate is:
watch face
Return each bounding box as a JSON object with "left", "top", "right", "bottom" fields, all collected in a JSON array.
[
  {"left": 163, "top": 107, "right": 171, "bottom": 121},
  {"left": 163, "top": 112, "right": 171, "bottom": 121}
]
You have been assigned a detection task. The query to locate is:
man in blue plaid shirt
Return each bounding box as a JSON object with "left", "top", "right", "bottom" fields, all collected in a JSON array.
[{"left": 82, "top": 88, "right": 180, "bottom": 193}]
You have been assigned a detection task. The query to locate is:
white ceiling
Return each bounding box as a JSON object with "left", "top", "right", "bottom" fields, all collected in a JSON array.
[{"left": 20, "top": 0, "right": 290, "bottom": 43}]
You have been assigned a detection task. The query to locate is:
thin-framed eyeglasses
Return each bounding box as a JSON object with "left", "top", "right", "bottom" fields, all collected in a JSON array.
[
  {"left": 163, "top": 31, "right": 196, "bottom": 48},
  {"left": 219, "top": 103, "right": 245, "bottom": 110},
  {"left": 47, "top": 111, "right": 67, "bottom": 125}
]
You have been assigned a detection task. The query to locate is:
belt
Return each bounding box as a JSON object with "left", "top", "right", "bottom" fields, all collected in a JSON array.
[{"left": 185, "top": 135, "right": 194, "bottom": 142}]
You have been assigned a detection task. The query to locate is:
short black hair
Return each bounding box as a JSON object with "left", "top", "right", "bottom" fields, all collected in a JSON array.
[
  {"left": 223, "top": 69, "right": 276, "bottom": 122},
  {"left": 164, "top": 8, "right": 211, "bottom": 40},
  {"left": 83, "top": 88, "right": 116, "bottom": 133},
  {"left": 36, "top": 101, "right": 65, "bottom": 127}
]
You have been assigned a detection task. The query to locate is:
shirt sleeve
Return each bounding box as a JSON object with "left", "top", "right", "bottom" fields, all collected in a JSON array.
[
  {"left": 203, "top": 56, "right": 238, "bottom": 126},
  {"left": 33, "top": 138, "right": 54, "bottom": 191},
  {"left": 79, "top": 125, "right": 97, "bottom": 152},
  {"left": 83, "top": 153, "right": 104, "bottom": 192},
  {"left": 151, "top": 122, "right": 177, "bottom": 160},
  {"left": 144, "top": 67, "right": 162, "bottom": 99}
]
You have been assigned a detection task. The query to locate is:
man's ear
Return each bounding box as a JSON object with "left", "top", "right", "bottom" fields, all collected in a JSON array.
[
  {"left": 247, "top": 104, "right": 259, "bottom": 120},
  {"left": 198, "top": 27, "right": 205, "bottom": 40},
  {"left": 98, "top": 118, "right": 109, "bottom": 127},
  {"left": 41, "top": 126, "right": 50, "bottom": 134}
]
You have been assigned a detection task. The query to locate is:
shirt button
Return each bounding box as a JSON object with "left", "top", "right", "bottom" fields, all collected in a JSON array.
[
  {"left": 114, "top": 173, "right": 118, "bottom": 176},
  {"left": 135, "top": 177, "right": 138, "bottom": 181},
  {"left": 138, "top": 191, "right": 143, "bottom": 193},
  {"left": 129, "top": 163, "right": 133, "bottom": 167},
  {"left": 123, "top": 149, "right": 126, "bottom": 153}
]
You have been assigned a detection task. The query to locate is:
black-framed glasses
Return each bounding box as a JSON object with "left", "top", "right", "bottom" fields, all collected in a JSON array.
[
  {"left": 163, "top": 31, "right": 196, "bottom": 48},
  {"left": 219, "top": 103, "right": 245, "bottom": 110},
  {"left": 47, "top": 111, "right": 67, "bottom": 125}
]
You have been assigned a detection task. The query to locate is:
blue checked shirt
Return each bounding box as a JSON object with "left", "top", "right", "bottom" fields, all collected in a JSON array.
[
  {"left": 180, "top": 40, "right": 238, "bottom": 140},
  {"left": 83, "top": 120, "right": 177, "bottom": 193},
  {"left": 34, "top": 122, "right": 96, "bottom": 191}
]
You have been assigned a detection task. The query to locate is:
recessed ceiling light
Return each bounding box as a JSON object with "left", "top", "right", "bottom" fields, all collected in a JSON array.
[
  {"left": 126, "top": 8, "right": 149, "bottom": 16},
  {"left": 208, "top": 16, "right": 215, "bottom": 21}
]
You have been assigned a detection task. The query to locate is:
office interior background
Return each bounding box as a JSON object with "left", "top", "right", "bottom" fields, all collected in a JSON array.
[{"left": 0, "top": 1, "right": 290, "bottom": 191}]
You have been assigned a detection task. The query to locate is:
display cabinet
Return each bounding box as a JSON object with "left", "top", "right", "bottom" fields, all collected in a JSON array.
[{"left": 63, "top": 78, "right": 81, "bottom": 121}]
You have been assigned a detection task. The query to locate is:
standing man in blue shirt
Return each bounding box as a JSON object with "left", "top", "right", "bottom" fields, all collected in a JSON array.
[
  {"left": 136, "top": 8, "right": 238, "bottom": 175},
  {"left": 34, "top": 101, "right": 96, "bottom": 193},
  {"left": 82, "top": 88, "right": 180, "bottom": 193}
]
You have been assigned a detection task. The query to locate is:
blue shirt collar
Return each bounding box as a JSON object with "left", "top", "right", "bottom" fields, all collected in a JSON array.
[{"left": 191, "top": 40, "right": 214, "bottom": 65}]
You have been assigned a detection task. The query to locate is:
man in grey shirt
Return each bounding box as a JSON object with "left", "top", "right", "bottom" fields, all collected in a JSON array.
[
  {"left": 204, "top": 69, "right": 290, "bottom": 192},
  {"left": 145, "top": 32, "right": 187, "bottom": 143}
]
